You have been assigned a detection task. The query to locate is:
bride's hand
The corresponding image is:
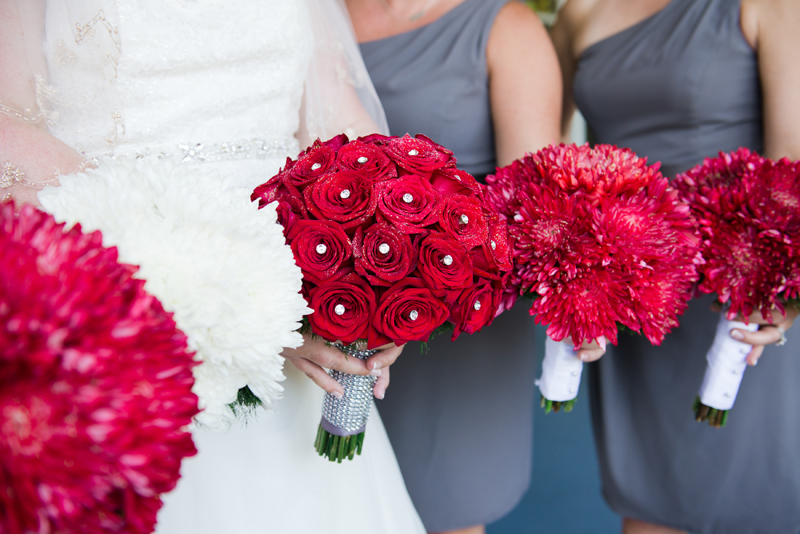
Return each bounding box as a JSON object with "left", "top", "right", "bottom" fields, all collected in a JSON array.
[
  {"left": 577, "top": 339, "right": 605, "bottom": 362},
  {"left": 711, "top": 302, "right": 799, "bottom": 366},
  {"left": 281, "top": 334, "right": 405, "bottom": 399}
]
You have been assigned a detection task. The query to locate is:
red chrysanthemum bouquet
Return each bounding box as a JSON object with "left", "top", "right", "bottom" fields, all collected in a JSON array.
[
  {"left": 252, "top": 133, "right": 511, "bottom": 461},
  {"left": 487, "top": 144, "right": 700, "bottom": 412},
  {"left": 0, "top": 204, "right": 198, "bottom": 534},
  {"left": 674, "top": 148, "right": 800, "bottom": 427}
]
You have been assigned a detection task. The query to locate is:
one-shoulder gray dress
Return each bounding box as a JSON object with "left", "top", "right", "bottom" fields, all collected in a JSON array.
[
  {"left": 573, "top": 1, "right": 800, "bottom": 533},
  {"left": 360, "top": 1, "right": 536, "bottom": 530}
]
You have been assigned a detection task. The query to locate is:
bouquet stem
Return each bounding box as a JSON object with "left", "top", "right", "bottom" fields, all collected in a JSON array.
[
  {"left": 315, "top": 342, "right": 377, "bottom": 462},
  {"left": 540, "top": 396, "right": 577, "bottom": 413},
  {"left": 537, "top": 336, "right": 583, "bottom": 413},
  {"left": 694, "top": 315, "right": 758, "bottom": 427}
]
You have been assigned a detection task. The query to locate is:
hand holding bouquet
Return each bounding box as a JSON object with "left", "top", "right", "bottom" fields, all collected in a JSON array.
[
  {"left": 253, "top": 133, "right": 511, "bottom": 461},
  {"left": 674, "top": 148, "right": 800, "bottom": 427},
  {"left": 487, "top": 144, "right": 701, "bottom": 412}
]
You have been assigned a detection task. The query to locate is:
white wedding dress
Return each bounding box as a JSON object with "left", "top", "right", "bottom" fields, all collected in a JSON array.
[{"left": 35, "top": 1, "right": 426, "bottom": 532}]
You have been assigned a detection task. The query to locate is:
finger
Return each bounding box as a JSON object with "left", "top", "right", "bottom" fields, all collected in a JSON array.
[
  {"left": 322, "top": 347, "right": 374, "bottom": 376},
  {"left": 577, "top": 347, "right": 604, "bottom": 362},
  {"left": 730, "top": 326, "right": 783, "bottom": 347},
  {"left": 746, "top": 344, "right": 765, "bottom": 366},
  {"left": 365, "top": 343, "right": 405, "bottom": 372},
  {"left": 289, "top": 357, "right": 343, "bottom": 397},
  {"left": 373, "top": 366, "right": 390, "bottom": 400}
]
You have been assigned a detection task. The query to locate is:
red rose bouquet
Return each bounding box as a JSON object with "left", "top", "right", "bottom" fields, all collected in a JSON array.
[
  {"left": 486, "top": 144, "right": 700, "bottom": 412},
  {"left": 253, "top": 133, "right": 511, "bottom": 461},
  {"left": 0, "top": 204, "right": 198, "bottom": 534},
  {"left": 674, "top": 148, "right": 800, "bottom": 426}
]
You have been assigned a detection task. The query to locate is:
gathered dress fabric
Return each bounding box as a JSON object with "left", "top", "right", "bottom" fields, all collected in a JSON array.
[
  {"left": 573, "top": 1, "right": 800, "bottom": 532},
  {"left": 41, "top": 1, "right": 425, "bottom": 532},
  {"left": 360, "top": 0, "right": 537, "bottom": 530}
]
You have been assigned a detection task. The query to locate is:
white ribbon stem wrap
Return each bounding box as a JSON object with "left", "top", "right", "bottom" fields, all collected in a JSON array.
[
  {"left": 538, "top": 336, "right": 583, "bottom": 402},
  {"left": 698, "top": 316, "right": 759, "bottom": 410}
]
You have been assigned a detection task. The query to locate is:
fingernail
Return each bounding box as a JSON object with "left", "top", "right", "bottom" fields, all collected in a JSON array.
[
  {"left": 332, "top": 391, "right": 343, "bottom": 399},
  {"left": 579, "top": 354, "right": 587, "bottom": 362},
  {"left": 374, "top": 389, "right": 385, "bottom": 400},
  {"left": 730, "top": 330, "right": 744, "bottom": 341},
  {"left": 369, "top": 368, "right": 382, "bottom": 377}
]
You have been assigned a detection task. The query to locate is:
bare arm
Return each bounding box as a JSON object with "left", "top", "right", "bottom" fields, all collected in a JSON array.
[
  {"left": 487, "top": 2, "right": 562, "bottom": 165},
  {"left": 742, "top": 0, "right": 800, "bottom": 160}
]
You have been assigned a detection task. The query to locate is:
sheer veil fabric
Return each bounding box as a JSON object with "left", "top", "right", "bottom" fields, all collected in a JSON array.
[{"left": 2, "top": 1, "right": 423, "bottom": 532}]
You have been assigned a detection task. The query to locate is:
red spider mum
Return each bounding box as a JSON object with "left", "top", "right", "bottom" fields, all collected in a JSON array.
[
  {"left": 0, "top": 204, "right": 198, "bottom": 534},
  {"left": 674, "top": 149, "right": 800, "bottom": 322},
  {"left": 487, "top": 143, "right": 700, "bottom": 347}
]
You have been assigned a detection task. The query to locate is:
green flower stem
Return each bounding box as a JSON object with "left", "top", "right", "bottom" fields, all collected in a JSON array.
[
  {"left": 315, "top": 425, "right": 367, "bottom": 462},
  {"left": 540, "top": 394, "right": 576, "bottom": 414},
  {"left": 693, "top": 396, "right": 729, "bottom": 428}
]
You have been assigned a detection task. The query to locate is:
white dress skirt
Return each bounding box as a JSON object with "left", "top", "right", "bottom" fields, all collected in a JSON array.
[{"left": 40, "top": 0, "right": 425, "bottom": 532}]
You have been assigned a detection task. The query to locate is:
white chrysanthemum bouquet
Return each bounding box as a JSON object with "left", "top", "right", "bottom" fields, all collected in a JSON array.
[{"left": 39, "top": 158, "right": 309, "bottom": 430}]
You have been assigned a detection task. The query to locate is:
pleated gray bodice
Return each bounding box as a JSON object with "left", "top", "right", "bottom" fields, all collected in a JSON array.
[
  {"left": 573, "top": 0, "right": 762, "bottom": 178},
  {"left": 360, "top": 0, "right": 509, "bottom": 179}
]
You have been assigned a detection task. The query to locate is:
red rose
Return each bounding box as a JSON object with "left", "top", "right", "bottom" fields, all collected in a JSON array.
[
  {"left": 439, "top": 195, "right": 489, "bottom": 248},
  {"left": 358, "top": 133, "right": 392, "bottom": 146},
  {"left": 252, "top": 176, "right": 290, "bottom": 207},
  {"left": 286, "top": 142, "right": 337, "bottom": 188},
  {"left": 337, "top": 140, "right": 398, "bottom": 182},
  {"left": 376, "top": 175, "right": 441, "bottom": 233},
  {"left": 471, "top": 212, "right": 512, "bottom": 272},
  {"left": 449, "top": 277, "right": 500, "bottom": 340},
  {"left": 430, "top": 168, "right": 483, "bottom": 198},
  {"left": 417, "top": 232, "right": 473, "bottom": 293},
  {"left": 373, "top": 278, "right": 450, "bottom": 345},
  {"left": 275, "top": 201, "right": 300, "bottom": 237},
  {"left": 384, "top": 134, "right": 452, "bottom": 175},
  {"left": 287, "top": 220, "right": 352, "bottom": 283},
  {"left": 322, "top": 133, "right": 349, "bottom": 151},
  {"left": 353, "top": 224, "right": 417, "bottom": 286},
  {"left": 305, "top": 169, "right": 377, "bottom": 230},
  {"left": 308, "top": 273, "right": 376, "bottom": 344}
]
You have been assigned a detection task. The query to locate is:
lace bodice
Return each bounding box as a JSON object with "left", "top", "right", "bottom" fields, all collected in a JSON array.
[{"left": 42, "top": 0, "right": 312, "bottom": 184}]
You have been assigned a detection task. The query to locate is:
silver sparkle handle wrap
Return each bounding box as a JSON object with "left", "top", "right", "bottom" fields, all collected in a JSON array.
[{"left": 320, "top": 343, "right": 378, "bottom": 437}]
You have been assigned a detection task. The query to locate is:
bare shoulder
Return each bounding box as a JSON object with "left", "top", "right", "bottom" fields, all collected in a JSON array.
[
  {"left": 491, "top": 2, "right": 545, "bottom": 36},
  {"left": 488, "top": 2, "right": 553, "bottom": 61},
  {"left": 741, "top": 0, "right": 800, "bottom": 48}
]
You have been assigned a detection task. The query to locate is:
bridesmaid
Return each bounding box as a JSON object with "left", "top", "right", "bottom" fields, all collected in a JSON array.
[
  {"left": 552, "top": 0, "right": 800, "bottom": 533},
  {"left": 345, "top": 1, "right": 580, "bottom": 533}
]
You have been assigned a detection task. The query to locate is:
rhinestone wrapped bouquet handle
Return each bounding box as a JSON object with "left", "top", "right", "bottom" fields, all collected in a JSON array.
[
  {"left": 486, "top": 144, "right": 702, "bottom": 414},
  {"left": 315, "top": 343, "right": 378, "bottom": 462},
  {"left": 253, "top": 133, "right": 512, "bottom": 461},
  {"left": 673, "top": 149, "right": 800, "bottom": 427}
]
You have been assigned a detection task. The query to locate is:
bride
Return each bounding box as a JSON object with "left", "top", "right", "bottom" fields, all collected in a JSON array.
[{"left": 0, "top": 0, "right": 424, "bottom": 532}]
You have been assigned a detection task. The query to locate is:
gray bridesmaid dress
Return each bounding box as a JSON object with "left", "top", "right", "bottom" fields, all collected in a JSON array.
[
  {"left": 360, "top": 1, "right": 537, "bottom": 530},
  {"left": 573, "top": 1, "right": 800, "bottom": 533}
]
